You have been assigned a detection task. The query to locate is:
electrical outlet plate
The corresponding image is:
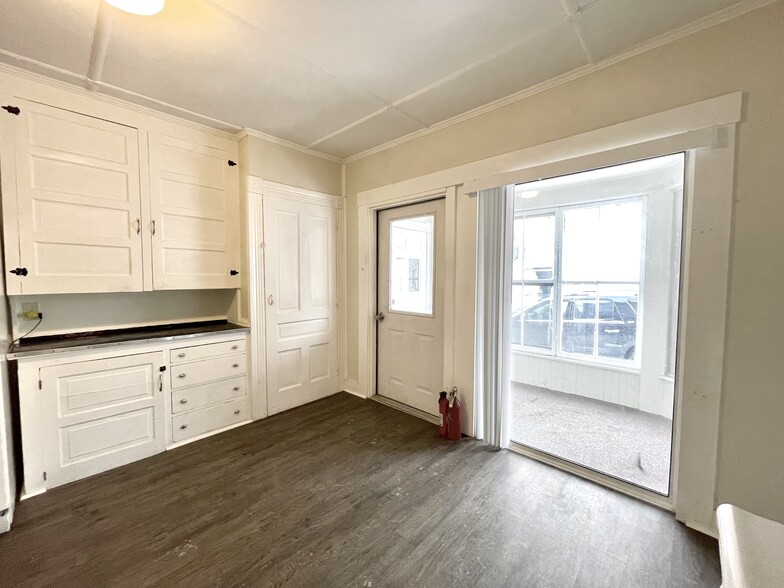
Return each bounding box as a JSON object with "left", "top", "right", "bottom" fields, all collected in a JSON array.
[{"left": 21, "top": 302, "right": 40, "bottom": 320}]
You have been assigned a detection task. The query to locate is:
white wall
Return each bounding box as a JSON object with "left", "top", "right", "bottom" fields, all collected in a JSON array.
[
  {"left": 8, "top": 290, "right": 236, "bottom": 340},
  {"left": 345, "top": 3, "right": 784, "bottom": 523}
]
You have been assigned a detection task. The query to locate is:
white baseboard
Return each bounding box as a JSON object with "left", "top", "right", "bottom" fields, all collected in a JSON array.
[
  {"left": 0, "top": 503, "right": 13, "bottom": 534},
  {"left": 342, "top": 379, "right": 365, "bottom": 398},
  {"left": 682, "top": 517, "right": 719, "bottom": 539}
]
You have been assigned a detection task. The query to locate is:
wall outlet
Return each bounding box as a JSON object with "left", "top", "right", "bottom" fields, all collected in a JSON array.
[{"left": 21, "top": 302, "right": 40, "bottom": 320}]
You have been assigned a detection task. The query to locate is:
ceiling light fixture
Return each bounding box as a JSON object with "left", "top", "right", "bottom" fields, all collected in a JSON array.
[
  {"left": 104, "top": 0, "right": 164, "bottom": 16},
  {"left": 519, "top": 190, "right": 539, "bottom": 199}
]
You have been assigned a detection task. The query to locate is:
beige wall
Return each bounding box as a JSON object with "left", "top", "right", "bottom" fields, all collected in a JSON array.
[{"left": 344, "top": 2, "right": 784, "bottom": 523}]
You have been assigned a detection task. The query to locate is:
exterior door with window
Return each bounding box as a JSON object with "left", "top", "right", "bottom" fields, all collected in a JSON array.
[{"left": 377, "top": 199, "right": 445, "bottom": 416}]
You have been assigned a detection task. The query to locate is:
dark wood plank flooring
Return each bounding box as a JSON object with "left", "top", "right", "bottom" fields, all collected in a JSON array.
[{"left": 0, "top": 393, "right": 721, "bottom": 587}]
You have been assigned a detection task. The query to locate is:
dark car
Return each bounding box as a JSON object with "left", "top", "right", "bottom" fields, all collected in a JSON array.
[{"left": 511, "top": 294, "right": 638, "bottom": 360}]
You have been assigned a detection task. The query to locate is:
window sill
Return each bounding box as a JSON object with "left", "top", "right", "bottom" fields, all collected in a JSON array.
[{"left": 511, "top": 348, "right": 641, "bottom": 375}]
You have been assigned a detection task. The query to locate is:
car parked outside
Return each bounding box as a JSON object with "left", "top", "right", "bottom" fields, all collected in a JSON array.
[{"left": 511, "top": 293, "right": 638, "bottom": 360}]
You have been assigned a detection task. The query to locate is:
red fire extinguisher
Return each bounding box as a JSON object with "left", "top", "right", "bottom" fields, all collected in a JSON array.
[
  {"left": 446, "top": 387, "right": 462, "bottom": 441},
  {"left": 438, "top": 391, "right": 448, "bottom": 437}
]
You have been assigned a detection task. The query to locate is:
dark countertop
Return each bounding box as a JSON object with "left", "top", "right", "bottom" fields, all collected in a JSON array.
[{"left": 7, "top": 320, "right": 249, "bottom": 360}]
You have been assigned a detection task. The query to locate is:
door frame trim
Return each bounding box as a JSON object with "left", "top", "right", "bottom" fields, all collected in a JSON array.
[
  {"left": 246, "top": 177, "right": 345, "bottom": 421},
  {"left": 356, "top": 186, "right": 459, "bottom": 410}
]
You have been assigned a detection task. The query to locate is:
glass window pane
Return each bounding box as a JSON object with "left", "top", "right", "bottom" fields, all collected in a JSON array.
[
  {"left": 597, "top": 201, "right": 643, "bottom": 282},
  {"left": 522, "top": 215, "right": 555, "bottom": 281},
  {"left": 597, "top": 284, "right": 639, "bottom": 361},
  {"left": 562, "top": 207, "right": 599, "bottom": 281},
  {"left": 521, "top": 285, "right": 553, "bottom": 350},
  {"left": 389, "top": 214, "right": 434, "bottom": 315},
  {"left": 561, "top": 284, "right": 597, "bottom": 356}
]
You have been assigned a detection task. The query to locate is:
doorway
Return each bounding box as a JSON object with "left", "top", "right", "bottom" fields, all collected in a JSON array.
[
  {"left": 376, "top": 199, "right": 446, "bottom": 416},
  {"left": 508, "top": 153, "right": 685, "bottom": 496}
]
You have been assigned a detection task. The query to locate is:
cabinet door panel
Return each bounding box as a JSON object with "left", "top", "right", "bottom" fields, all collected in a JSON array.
[
  {"left": 148, "top": 133, "right": 240, "bottom": 290},
  {"left": 7, "top": 100, "right": 144, "bottom": 294},
  {"left": 39, "top": 351, "right": 166, "bottom": 489}
]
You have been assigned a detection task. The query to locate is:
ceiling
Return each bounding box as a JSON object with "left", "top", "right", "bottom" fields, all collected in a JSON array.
[{"left": 0, "top": 0, "right": 753, "bottom": 159}]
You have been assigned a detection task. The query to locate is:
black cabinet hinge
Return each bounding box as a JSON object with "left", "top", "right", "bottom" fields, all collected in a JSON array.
[
  {"left": 2, "top": 105, "right": 20, "bottom": 116},
  {"left": 39, "top": 380, "right": 42, "bottom": 390},
  {"left": 228, "top": 160, "right": 237, "bottom": 167},
  {"left": 9, "top": 267, "right": 28, "bottom": 276},
  {"left": 230, "top": 269, "right": 239, "bottom": 276}
]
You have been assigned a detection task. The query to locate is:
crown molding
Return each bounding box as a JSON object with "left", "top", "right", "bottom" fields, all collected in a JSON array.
[
  {"left": 342, "top": 0, "right": 777, "bottom": 164},
  {"left": 236, "top": 128, "right": 343, "bottom": 164}
]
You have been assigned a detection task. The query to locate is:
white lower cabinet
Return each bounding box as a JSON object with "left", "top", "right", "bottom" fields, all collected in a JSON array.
[{"left": 16, "top": 332, "right": 250, "bottom": 496}]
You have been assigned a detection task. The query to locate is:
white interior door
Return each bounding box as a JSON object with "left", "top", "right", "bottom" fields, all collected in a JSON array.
[
  {"left": 8, "top": 100, "right": 144, "bottom": 294},
  {"left": 263, "top": 194, "right": 339, "bottom": 415},
  {"left": 148, "top": 132, "right": 240, "bottom": 290},
  {"left": 377, "top": 199, "right": 445, "bottom": 416}
]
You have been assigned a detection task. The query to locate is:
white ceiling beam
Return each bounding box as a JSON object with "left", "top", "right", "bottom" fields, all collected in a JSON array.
[
  {"left": 558, "top": 0, "right": 597, "bottom": 64},
  {"left": 85, "top": 3, "right": 114, "bottom": 90}
]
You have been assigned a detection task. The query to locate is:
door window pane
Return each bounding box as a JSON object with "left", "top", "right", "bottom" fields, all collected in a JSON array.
[{"left": 389, "top": 214, "right": 434, "bottom": 315}]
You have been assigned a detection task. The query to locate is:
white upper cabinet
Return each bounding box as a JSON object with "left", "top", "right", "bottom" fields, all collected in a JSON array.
[
  {"left": 148, "top": 133, "right": 240, "bottom": 290},
  {"left": 0, "top": 89, "right": 240, "bottom": 294},
  {"left": 3, "top": 101, "right": 144, "bottom": 294}
]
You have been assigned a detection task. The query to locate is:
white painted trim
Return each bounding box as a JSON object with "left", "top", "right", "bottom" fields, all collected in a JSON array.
[
  {"left": 166, "top": 419, "right": 253, "bottom": 450},
  {"left": 371, "top": 395, "right": 442, "bottom": 426},
  {"left": 342, "top": 0, "right": 772, "bottom": 163},
  {"left": 342, "top": 383, "right": 364, "bottom": 399},
  {"left": 508, "top": 442, "right": 674, "bottom": 511},
  {"left": 247, "top": 184, "right": 268, "bottom": 421},
  {"left": 236, "top": 128, "right": 343, "bottom": 164},
  {"left": 463, "top": 125, "right": 726, "bottom": 195},
  {"left": 357, "top": 93, "right": 741, "bottom": 205},
  {"left": 250, "top": 178, "right": 343, "bottom": 209}
]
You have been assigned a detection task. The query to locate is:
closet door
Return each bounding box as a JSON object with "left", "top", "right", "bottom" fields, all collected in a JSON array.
[
  {"left": 2, "top": 100, "right": 144, "bottom": 294},
  {"left": 148, "top": 132, "right": 240, "bottom": 290},
  {"left": 263, "top": 194, "right": 339, "bottom": 415}
]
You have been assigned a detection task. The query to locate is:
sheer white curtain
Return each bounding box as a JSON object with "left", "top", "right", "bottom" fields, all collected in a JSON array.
[{"left": 474, "top": 185, "right": 514, "bottom": 448}]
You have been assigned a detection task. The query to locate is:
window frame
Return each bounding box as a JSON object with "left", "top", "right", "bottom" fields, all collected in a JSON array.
[{"left": 513, "top": 194, "right": 647, "bottom": 370}]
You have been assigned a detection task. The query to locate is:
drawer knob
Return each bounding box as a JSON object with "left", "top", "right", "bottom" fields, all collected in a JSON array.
[
  {"left": 232, "top": 363, "right": 239, "bottom": 368},
  {"left": 233, "top": 386, "right": 240, "bottom": 391},
  {"left": 234, "top": 409, "right": 240, "bottom": 415},
  {"left": 231, "top": 345, "right": 238, "bottom": 350},
  {"left": 178, "top": 353, "right": 186, "bottom": 358},
  {"left": 178, "top": 373, "right": 186, "bottom": 378},
  {"left": 179, "top": 399, "right": 188, "bottom": 404},
  {"left": 180, "top": 424, "right": 188, "bottom": 430}
]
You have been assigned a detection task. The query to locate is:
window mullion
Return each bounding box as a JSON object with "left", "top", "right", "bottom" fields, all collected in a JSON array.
[{"left": 553, "top": 208, "right": 564, "bottom": 357}]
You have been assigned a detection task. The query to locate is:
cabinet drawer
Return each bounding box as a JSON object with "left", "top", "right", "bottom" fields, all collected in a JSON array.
[
  {"left": 171, "top": 377, "right": 246, "bottom": 414},
  {"left": 170, "top": 339, "right": 245, "bottom": 364},
  {"left": 171, "top": 355, "right": 246, "bottom": 389},
  {"left": 172, "top": 398, "right": 247, "bottom": 443}
]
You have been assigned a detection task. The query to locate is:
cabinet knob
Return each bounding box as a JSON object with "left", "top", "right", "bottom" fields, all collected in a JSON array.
[
  {"left": 178, "top": 352, "right": 186, "bottom": 358},
  {"left": 178, "top": 373, "right": 186, "bottom": 378},
  {"left": 233, "top": 386, "right": 240, "bottom": 391},
  {"left": 232, "top": 363, "right": 239, "bottom": 368},
  {"left": 231, "top": 345, "right": 238, "bottom": 350},
  {"left": 234, "top": 409, "right": 240, "bottom": 415},
  {"left": 179, "top": 399, "right": 188, "bottom": 404},
  {"left": 180, "top": 424, "right": 188, "bottom": 430}
]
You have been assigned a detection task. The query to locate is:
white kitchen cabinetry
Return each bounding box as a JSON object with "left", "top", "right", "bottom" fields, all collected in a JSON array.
[
  {"left": 35, "top": 351, "right": 166, "bottom": 489},
  {"left": 148, "top": 133, "right": 240, "bottom": 290},
  {"left": 0, "top": 91, "right": 240, "bottom": 294},
  {"left": 1, "top": 100, "right": 145, "bottom": 294},
  {"left": 15, "top": 331, "right": 250, "bottom": 496},
  {"left": 169, "top": 338, "right": 249, "bottom": 445}
]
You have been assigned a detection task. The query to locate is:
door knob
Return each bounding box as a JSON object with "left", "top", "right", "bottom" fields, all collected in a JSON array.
[{"left": 375, "top": 312, "right": 385, "bottom": 321}]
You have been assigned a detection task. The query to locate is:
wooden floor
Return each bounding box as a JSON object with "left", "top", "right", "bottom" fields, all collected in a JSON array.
[{"left": 0, "top": 393, "right": 721, "bottom": 587}]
